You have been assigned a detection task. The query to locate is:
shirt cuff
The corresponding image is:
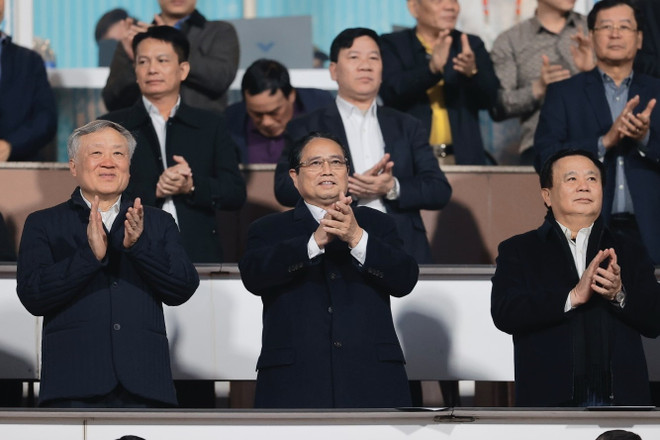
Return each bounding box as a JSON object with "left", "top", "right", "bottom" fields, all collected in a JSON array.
[
  {"left": 597, "top": 136, "right": 606, "bottom": 159},
  {"left": 307, "top": 233, "right": 325, "bottom": 259},
  {"left": 349, "top": 230, "right": 368, "bottom": 265},
  {"left": 385, "top": 178, "right": 400, "bottom": 200},
  {"left": 564, "top": 292, "right": 573, "bottom": 313}
]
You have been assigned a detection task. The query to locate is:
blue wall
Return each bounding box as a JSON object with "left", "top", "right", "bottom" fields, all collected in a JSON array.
[{"left": 33, "top": 0, "right": 414, "bottom": 68}]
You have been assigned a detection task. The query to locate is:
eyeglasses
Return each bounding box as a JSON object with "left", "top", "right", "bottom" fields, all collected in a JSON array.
[
  {"left": 297, "top": 157, "right": 348, "bottom": 171},
  {"left": 593, "top": 24, "right": 638, "bottom": 35}
]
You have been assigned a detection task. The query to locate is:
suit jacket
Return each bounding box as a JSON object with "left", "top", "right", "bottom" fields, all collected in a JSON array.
[
  {"left": 491, "top": 214, "right": 660, "bottom": 406},
  {"left": 534, "top": 69, "right": 660, "bottom": 264},
  {"left": 16, "top": 189, "right": 200, "bottom": 406},
  {"left": 491, "top": 215, "right": 660, "bottom": 406},
  {"left": 380, "top": 28, "right": 500, "bottom": 165},
  {"left": 101, "top": 100, "right": 246, "bottom": 263},
  {"left": 634, "top": 0, "right": 660, "bottom": 78},
  {"left": 274, "top": 102, "right": 452, "bottom": 264},
  {"left": 102, "top": 10, "right": 239, "bottom": 113},
  {"left": 225, "top": 87, "right": 335, "bottom": 164},
  {"left": 239, "top": 200, "right": 418, "bottom": 408},
  {"left": 0, "top": 37, "right": 57, "bottom": 160}
]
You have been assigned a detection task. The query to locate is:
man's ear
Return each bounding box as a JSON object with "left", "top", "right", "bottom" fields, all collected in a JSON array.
[
  {"left": 329, "top": 62, "right": 337, "bottom": 81},
  {"left": 541, "top": 188, "right": 552, "bottom": 209},
  {"left": 179, "top": 61, "right": 191, "bottom": 82},
  {"left": 289, "top": 168, "right": 300, "bottom": 192},
  {"left": 69, "top": 159, "right": 77, "bottom": 177}
]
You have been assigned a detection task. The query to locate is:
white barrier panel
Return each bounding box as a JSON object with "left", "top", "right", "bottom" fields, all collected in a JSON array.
[{"left": 2, "top": 265, "right": 660, "bottom": 382}]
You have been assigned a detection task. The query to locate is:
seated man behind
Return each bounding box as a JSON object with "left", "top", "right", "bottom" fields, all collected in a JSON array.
[
  {"left": 225, "top": 58, "right": 334, "bottom": 164},
  {"left": 492, "top": 149, "right": 660, "bottom": 407}
]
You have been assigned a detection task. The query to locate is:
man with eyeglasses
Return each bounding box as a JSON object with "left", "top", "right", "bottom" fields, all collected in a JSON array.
[
  {"left": 534, "top": 0, "right": 660, "bottom": 265},
  {"left": 240, "top": 132, "right": 418, "bottom": 408},
  {"left": 274, "top": 28, "right": 452, "bottom": 265}
]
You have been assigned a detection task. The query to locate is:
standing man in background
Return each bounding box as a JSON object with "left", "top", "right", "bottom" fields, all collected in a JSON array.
[
  {"left": 380, "top": 0, "right": 500, "bottom": 165},
  {"left": 102, "top": 26, "right": 245, "bottom": 263},
  {"left": 534, "top": 0, "right": 660, "bottom": 265},
  {"left": 490, "top": 0, "right": 595, "bottom": 165},
  {"left": 103, "top": 0, "right": 238, "bottom": 113},
  {"left": 275, "top": 28, "right": 452, "bottom": 265},
  {"left": 0, "top": 0, "right": 57, "bottom": 161}
]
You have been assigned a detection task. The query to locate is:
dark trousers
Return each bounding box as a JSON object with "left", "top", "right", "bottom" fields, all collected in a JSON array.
[{"left": 39, "top": 384, "right": 174, "bottom": 408}]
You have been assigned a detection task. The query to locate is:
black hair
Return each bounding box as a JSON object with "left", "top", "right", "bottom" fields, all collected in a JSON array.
[
  {"left": 587, "top": 0, "right": 643, "bottom": 32},
  {"left": 132, "top": 25, "right": 190, "bottom": 63},
  {"left": 539, "top": 149, "right": 606, "bottom": 189},
  {"left": 595, "top": 430, "right": 642, "bottom": 440},
  {"left": 329, "top": 28, "right": 381, "bottom": 62},
  {"left": 241, "top": 59, "right": 293, "bottom": 98},
  {"left": 95, "top": 8, "right": 129, "bottom": 42},
  {"left": 289, "top": 132, "right": 349, "bottom": 172}
]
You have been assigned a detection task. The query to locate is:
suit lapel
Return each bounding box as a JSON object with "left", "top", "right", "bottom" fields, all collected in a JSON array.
[
  {"left": 584, "top": 69, "right": 613, "bottom": 132},
  {"left": 629, "top": 74, "right": 650, "bottom": 113},
  {"left": 293, "top": 199, "right": 321, "bottom": 234},
  {"left": 376, "top": 107, "right": 395, "bottom": 158}
]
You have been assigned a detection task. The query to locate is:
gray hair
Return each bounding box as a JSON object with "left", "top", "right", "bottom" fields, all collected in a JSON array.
[{"left": 67, "top": 120, "right": 137, "bottom": 161}]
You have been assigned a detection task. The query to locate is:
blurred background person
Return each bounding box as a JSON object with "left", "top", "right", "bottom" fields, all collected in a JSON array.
[
  {"left": 225, "top": 58, "right": 333, "bottom": 164},
  {"left": 102, "top": 0, "right": 239, "bottom": 113},
  {"left": 0, "top": 0, "right": 56, "bottom": 161}
]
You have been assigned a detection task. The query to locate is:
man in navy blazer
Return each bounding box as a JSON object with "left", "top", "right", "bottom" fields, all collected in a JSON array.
[
  {"left": 17, "top": 120, "right": 199, "bottom": 407},
  {"left": 241, "top": 132, "right": 418, "bottom": 408},
  {"left": 379, "top": 0, "right": 500, "bottom": 165},
  {"left": 534, "top": 0, "right": 660, "bottom": 265},
  {"left": 102, "top": 26, "right": 245, "bottom": 263},
  {"left": 225, "top": 58, "right": 334, "bottom": 164},
  {"left": 0, "top": 0, "right": 57, "bottom": 161},
  {"left": 492, "top": 150, "right": 660, "bottom": 406},
  {"left": 274, "top": 28, "right": 451, "bottom": 264}
]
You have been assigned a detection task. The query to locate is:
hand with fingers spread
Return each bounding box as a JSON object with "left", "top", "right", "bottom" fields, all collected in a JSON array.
[
  {"left": 570, "top": 26, "right": 596, "bottom": 73},
  {"left": 156, "top": 155, "right": 194, "bottom": 198},
  {"left": 87, "top": 196, "right": 108, "bottom": 261},
  {"left": 316, "top": 195, "right": 363, "bottom": 249},
  {"left": 123, "top": 197, "right": 144, "bottom": 249},
  {"left": 348, "top": 154, "right": 395, "bottom": 200},
  {"left": 603, "top": 96, "right": 656, "bottom": 148},
  {"left": 532, "top": 55, "right": 571, "bottom": 100},
  {"left": 120, "top": 20, "right": 151, "bottom": 61},
  {"left": 428, "top": 29, "right": 453, "bottom": 74},
  {"left": 453, "top": 33, "right": 478, "bottom": 78}
]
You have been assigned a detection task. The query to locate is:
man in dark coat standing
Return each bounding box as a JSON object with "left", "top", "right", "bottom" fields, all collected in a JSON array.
[
  {"left": 102, "top": 26, "right": 245, "bottom": 263},
  {"left": 17, "top": 120, "right": 199, "bottom": 407},
  {"left": 240, "top": 132, "right": 418, "bottom": 408},
  {"left": 379, "top": 0, "right": 500, "bottom": 165},
  {"left": 492, "top": 150, "right": 660, "bottom": 407}
]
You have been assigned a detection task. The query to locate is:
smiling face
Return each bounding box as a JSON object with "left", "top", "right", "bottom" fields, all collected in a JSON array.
[
  {"left": 408, "top": 0, "right": 460, "bottom": 34},
  {"left": 541, "top": 155, "right": 603, "bottom": 227},
  {"left": 245, "top": 88, "right": 296, "bottom": 138},
  {"left": 69, "top": 127, "right": 131, "bottom": 203},
  {"left": 289, "top": 137, "right": 349, "bottom": 210},
  {"left": 135, "top": 37, "right": 190, "bottom": 101},
  {"left": 590, "top": 4, "right": 642, "bottom": 68},
  {"left": 329, "top": 35, "right": 382, "bottom": 108}
]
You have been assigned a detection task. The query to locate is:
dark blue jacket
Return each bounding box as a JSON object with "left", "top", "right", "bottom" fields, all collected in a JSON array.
[
  {"left": 225, "top": 87, "right": 334, "bottom": 163},
  {"left": 274, "top": 102, "right": 452, "bottom": 264},
  {"left": 16, "top": 189, "right": 199, "bottom": 406},
  {"left": 380, "top": 28, "right": 500, "bottom": 165},
  {"left": 492, "top": 214, "right": 660, "bottom": 406},
  {"left": 534, "top": 69, "right": 660, "bottom": 264},
  {"left": 239, "top": 200, "right": 418, "bottom": 408},
  {"left": 0, "top": 37, "right": 57, "bottom": 160}
]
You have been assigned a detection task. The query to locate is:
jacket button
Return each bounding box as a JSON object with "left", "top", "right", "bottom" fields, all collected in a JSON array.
[
  {"left": 329, "top": 272, "right": 337, "bottom": 280},
  {"left": 112, "top": 281, "right": 118, "bottom": 288},
  {"left": 333, "top": 341, "right": 342, "bottom": 348},
  {"left": 328, "top": 306, "right": 333, "bottom": 314},
  {"left": 113, "top": 324, "right": 121, "bottom": 331}
]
